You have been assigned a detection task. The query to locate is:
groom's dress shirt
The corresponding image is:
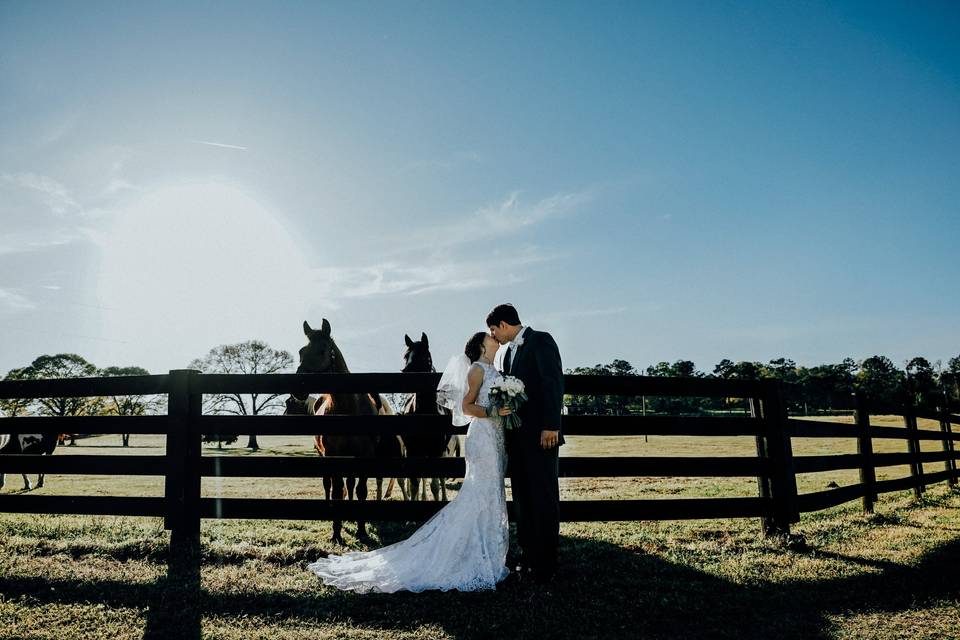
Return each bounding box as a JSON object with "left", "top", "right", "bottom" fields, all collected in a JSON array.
[{"left": 505, "top": 326, "right": 529, "bottom": 373}]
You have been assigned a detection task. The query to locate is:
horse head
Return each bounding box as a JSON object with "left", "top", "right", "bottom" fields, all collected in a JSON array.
[
  {"left": 402, "top": 332, "right": 434, "bottom": 373},
  {"left": 285, "top": 319, "right": 345, "bottom": 414},
  {"left": 298, "top": 319, "right": 345, "bottom": 374}
]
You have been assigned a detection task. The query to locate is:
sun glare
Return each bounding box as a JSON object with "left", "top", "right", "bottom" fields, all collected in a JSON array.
[{"left": 96, "top": 182, "right": 313, "bottom": 370}]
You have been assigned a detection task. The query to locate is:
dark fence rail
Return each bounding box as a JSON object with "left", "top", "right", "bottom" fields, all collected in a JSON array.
[{"left": 1, "top": 371, "right": 958, "bottom": 561}]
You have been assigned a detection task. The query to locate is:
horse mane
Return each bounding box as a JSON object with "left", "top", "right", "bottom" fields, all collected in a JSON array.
[
  {"left": 402, "top": 341, "right": 439, "bottom": 415},
  {"left": 330, "top": 339, "right": 350, "bottom": 374},
  {"left": 323, "top": 337, "right": 378, "bottom": 416}
]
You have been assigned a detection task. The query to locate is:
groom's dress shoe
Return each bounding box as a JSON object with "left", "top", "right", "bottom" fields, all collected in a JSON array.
[{"left": 512, "top": 564, "right": 533, "bottom": 581}]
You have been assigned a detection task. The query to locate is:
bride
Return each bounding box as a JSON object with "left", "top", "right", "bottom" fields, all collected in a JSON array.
[{"left": 307, "top": 331, "right": 513, "bottom": 592}]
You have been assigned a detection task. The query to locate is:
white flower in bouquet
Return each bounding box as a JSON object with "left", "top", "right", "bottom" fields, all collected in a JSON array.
[{"left": 488, "top": 375, "right": 527, "bottom": 430}]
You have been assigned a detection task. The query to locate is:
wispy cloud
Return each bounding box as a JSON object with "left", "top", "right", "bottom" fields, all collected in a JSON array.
[
  {"left": 102, "top": 178, "right": 138, "bottom": 196},
  {"left": 0, "top": 288, "right": 35, "bottom": 312},
  {"left": 312, "top": 263, "right": 491, "bottom": 300},
  {"left": 190, "top": 139, "right": 248, "bottom": 151},
  {"left": 480, "top": 190, "right": 592, "bottom": 230},
  {"left": 385, "top": 188, "right": 595, "bottom": 256},
  {"left": 39, "top": 111, "right": 79, "bottom": 147},
  {"left": 305, "top": 188, "right": 593, "bottom": 307},
  {"left": 311, "top": 250, "right": 542, "bottom": 304},
  {"left": 1, "top": 172, "right": 79, "bottom": 216},
  {"left": 0, "top": 232, "right": 78, "bottom": 256}
]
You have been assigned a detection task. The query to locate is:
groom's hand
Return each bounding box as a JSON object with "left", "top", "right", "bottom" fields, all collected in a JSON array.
[{"left": 540, "top": 430, "right": 560, "bottom": 449}]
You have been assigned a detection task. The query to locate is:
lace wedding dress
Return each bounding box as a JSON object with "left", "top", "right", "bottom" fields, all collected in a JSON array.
[{"left": 307, "top": 360, "right": 509, "bottom": 592}]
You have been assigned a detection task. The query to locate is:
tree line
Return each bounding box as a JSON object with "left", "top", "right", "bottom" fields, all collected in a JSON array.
[
  {"left": 566, "top": 355, "right": 960, "bottom": 416},
  {"left": 1, "top": 341, "right": 293, "bottom": 450},
  {"left": 5, "top": 346, "right": 958, "bottom": 439}
]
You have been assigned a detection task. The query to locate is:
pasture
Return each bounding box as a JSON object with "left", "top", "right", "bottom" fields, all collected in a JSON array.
[{"left": 2, "top": 422, "right": 959, "bottom": 639}]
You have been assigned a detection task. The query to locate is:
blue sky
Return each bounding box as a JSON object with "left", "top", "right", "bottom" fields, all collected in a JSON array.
[{"left": 1, "top": 1, "right": 957, "bottom": 376}]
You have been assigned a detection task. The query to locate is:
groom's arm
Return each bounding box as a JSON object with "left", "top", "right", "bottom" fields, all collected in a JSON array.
[{"left": 534, "top": 332, "right": 564, "bottom": 438}]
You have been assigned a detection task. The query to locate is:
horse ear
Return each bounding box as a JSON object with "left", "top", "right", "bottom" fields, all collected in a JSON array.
[
  {"left": 421, "top": 332, "right": 428, "bottom": 347},
  {"left": 303, "top": 320, "right": 313, "bottom": 336},
  {"left": 321, "top": 318, "right": 331, "bottom": 336},
  {"left": 405, "top": 334, "right": 414, "bottom": 348}
]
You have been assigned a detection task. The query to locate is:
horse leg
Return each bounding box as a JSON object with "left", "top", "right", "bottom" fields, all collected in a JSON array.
[
  {"left": 384, "top": 477, "right": 395, "bottom": 499},
  {"left": 430, "top": 477, "right": 441, "bottom": 501},
  {"left": 356, "top": 477, "right": 369, "bottom": 539},
  {"left": 409, "top": 477, "right": 420, "bottom": 501},
  {"left": 439, "top": 478, "right": 447, "bottom": 502},
  {"left": 375, "top": 477, "right": 384, "bottom": 502},
  {"left": 398, "top": 478, "right": 409, "bottom": 501},
  {"left": 331, "top": 476, "right": 346, "bottom": 546},
  {"left": 22, "top": 474, "right": 32, "bottom": 491},
  {"left": 37, "top": 473, "right": 44, "bottom": 489},
  {"left": 0, "top": 473, "right": 4, "bottom": 490},
  {"left": 323, "top": 476, "right": 332, "bottom": 501}
]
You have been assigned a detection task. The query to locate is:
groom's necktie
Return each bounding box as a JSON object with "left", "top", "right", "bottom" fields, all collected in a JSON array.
[{"left": 503, "top": 346, "right": 513, "bottom": 374}]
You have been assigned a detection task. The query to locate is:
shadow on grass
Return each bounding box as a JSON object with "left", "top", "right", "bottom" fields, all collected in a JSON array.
[
  {"left": 2, "top": 533, "right": 959, "bottom": 639},
  {"left": 143, "top": 547, "right": 202, "bottom": 640}
]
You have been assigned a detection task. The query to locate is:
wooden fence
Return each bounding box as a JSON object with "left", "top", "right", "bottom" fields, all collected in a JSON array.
[{"left": 1, "top": 371, "right": 958, "bottom": 556}]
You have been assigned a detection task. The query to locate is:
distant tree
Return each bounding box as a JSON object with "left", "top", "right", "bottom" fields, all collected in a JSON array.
[
  {"left": 794, "top": 359, "right": 857, "bottom": 413},
  {"left": 711, "top": 359, "right": 764, "bottom": 412},
  {"left": 712, "top": 359, "right": 736, "bottom": 379},
  {"left": 99, "top": 366, "right": 167, "bottom": 446},
  {"left": 941, "top": 355, "right": 960, "bottom": 406},
  {"left": 712, "top": 359, "right": 762, "bottom": 381},
  {"left": 766, "top": 358, "right": 798, "bottom": 384},
  {"left": 948, "top": 355, "right": 960, "bottom": 378},
  {"left": 0, "top": 367, "right": 33, "bottom": 417},
  {"left": 856, "top": 356, "right": 904, "bottom": 406},
  {"left": 904, "top": 357, "right": 938, "bottom": 408},
  {"left": 8, "top": 354, "right": 103, "bottom": 444},
  {"left": 644, "top": 360, "right": 704, "bottom": 414},
  {"left": 188, "top": 340, "right": 294, "bottom": 450},
  {"left": 565, "top": 360, "right": 640, "bottom": 415}
]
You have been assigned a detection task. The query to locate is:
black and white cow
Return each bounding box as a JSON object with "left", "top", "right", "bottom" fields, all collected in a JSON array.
[{"left": 0, "top": 433, "right": 60, "bottom": 490}]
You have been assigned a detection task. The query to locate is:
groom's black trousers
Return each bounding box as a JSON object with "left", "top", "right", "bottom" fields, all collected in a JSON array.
[{"left": 507, "top": 434, "right": 561, "bottom": 574}]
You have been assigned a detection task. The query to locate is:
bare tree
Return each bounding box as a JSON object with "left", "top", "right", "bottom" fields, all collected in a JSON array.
[
  {"left": 188, "top": 340, "right": 294, "bottom": 450},
  {"left": 99, "top": 366, "right": 167, "bottom": 446}
]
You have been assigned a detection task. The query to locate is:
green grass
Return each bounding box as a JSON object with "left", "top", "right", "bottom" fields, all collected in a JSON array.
[{"left": 1, "top": 423, "right": 959, "bottom": 639}]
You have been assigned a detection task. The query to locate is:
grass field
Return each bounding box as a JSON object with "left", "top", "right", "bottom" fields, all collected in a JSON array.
[{"left": 1, "top": 417, "right": 958, "bottom": 639}]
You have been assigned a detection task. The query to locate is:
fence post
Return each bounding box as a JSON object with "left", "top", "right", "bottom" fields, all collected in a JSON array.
[
  {"left": 166, "top": 369, "right": 202, "bottom": 557},
  {"left": 762, "top": 381, "right": 798, "bottom": 537},
  {"left": 749, "top": 396, "right": 775, "bottom": 535},
  {"left": 854, "top": 392, "right": 877, "bottom": 513},
  {"left": 939, "top": 398, "right": 957, "bottom": 487},
  {"left": 903, "top": 398, "right": 925, "bottom": 499}
]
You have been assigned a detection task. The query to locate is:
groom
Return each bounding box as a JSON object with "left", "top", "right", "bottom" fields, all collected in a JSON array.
[{"left": 487, "top": 303, "right": 564, "bottom": 582}]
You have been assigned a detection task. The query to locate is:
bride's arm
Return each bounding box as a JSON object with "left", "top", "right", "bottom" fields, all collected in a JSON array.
[
  {"left": 461, "top": 365, "right": 488, "bottom": 419},
  {"left": 462, "top": 365, "right": 511, "bottom": 419}
]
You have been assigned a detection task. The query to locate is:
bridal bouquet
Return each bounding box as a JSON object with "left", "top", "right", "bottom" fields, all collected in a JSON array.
[{"left": 488, "top": 375, "right": 527, "bottom": 430}]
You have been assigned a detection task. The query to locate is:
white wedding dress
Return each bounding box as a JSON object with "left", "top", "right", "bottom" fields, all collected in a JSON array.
[{"left": 307, "top": 361, "right": 509, "bottom": 592}]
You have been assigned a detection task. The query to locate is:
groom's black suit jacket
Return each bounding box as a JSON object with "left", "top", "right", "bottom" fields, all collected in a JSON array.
[{"left": 503, "top": 328, "right": 565, "bottom": 447}]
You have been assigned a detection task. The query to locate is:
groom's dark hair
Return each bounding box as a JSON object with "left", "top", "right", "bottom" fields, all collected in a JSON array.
[{"left": 486, "top": 303, "right": 521, "bottom": 327}]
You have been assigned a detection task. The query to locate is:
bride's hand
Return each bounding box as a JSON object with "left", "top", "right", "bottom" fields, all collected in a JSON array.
[{"left": 497, "top": 407, "right": 512, "bottom": 416}]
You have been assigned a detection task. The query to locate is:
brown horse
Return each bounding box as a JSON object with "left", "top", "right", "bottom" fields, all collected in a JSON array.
[
  {"left": 401, "top": 333, "right": 460, "bottom": 501},
  {"left": 285, "top": 319, "right": 386, "bottom": 545}
]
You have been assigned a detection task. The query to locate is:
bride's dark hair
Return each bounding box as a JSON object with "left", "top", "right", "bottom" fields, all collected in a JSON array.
[{"left": 464, "top": 331, "right": 488, "bottom": 363}]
